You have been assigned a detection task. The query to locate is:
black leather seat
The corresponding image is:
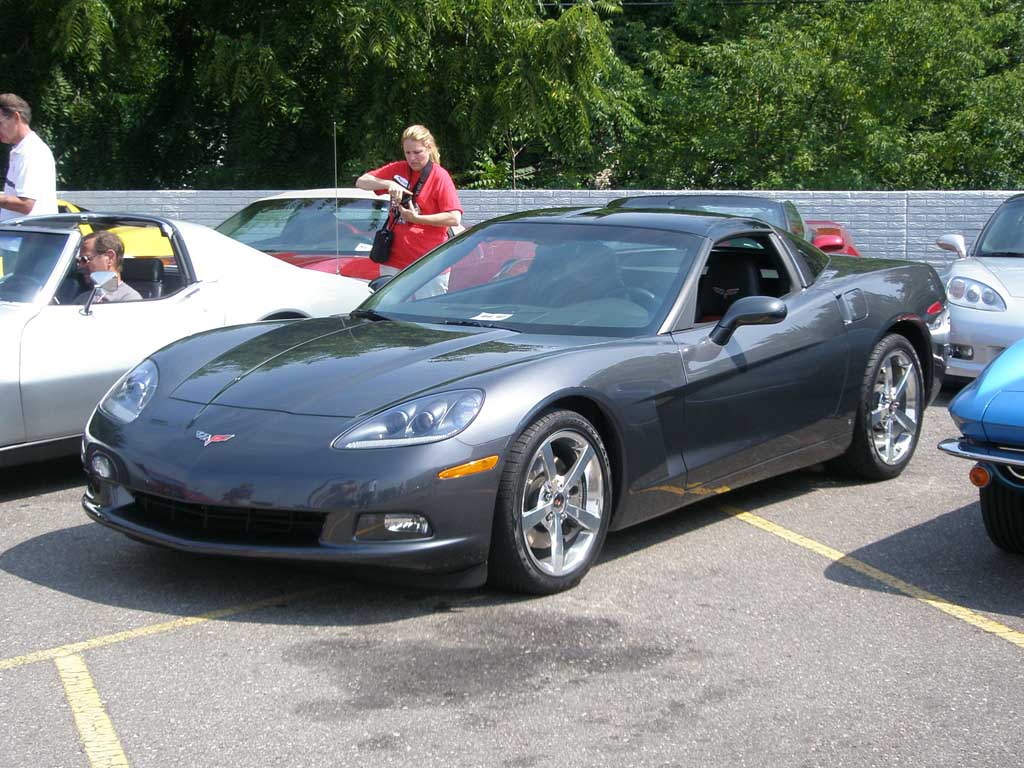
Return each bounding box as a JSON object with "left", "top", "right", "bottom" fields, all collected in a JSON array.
[
  {"left": 697, "top": 255, "right": 760, "bottom": 322},
  {"left": 121, "top": 258, "right": 164, "bottom": 299}
]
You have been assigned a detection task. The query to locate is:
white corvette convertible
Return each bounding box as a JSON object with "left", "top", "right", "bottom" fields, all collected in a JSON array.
[{"left": 0, "top": 213, "right": 370, "bottom": 467}]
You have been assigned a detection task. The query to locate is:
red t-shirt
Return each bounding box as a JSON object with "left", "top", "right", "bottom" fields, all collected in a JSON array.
[{"left": 369, "top": 160, "right": 463, "bottom": 270}]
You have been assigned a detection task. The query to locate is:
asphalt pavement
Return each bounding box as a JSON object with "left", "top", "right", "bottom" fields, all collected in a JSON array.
[{"left": 2, "top": 386, "right": 1022, "bottom": 768}]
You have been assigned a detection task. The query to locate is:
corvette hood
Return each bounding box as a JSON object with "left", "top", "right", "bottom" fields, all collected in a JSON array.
[
  {"left": 975, "top": 258, "right": 1024, "bottom": 297},
  {"left": 168, "top": 317, "right": 570, "bottom": 417}
]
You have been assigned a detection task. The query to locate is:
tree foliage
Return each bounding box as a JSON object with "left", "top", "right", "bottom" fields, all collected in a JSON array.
[{"left": 1, "top": 0, "right": 1022, "bottom": 190}]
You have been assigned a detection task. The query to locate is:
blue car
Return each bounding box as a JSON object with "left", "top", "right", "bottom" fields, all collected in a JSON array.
[{"left": 939, "top": 339, "right": 1024, "bottom": 552}]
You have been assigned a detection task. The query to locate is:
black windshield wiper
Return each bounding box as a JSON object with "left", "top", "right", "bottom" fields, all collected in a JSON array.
[
  {"left": 980, "top": 251, "right": 1024, "bottom": 258},
  {"left": 442, "top": 319, "right": 518, "bottom": 331},
  {"left": 349, "top": 308, "right": 391, "bottom": 322}
]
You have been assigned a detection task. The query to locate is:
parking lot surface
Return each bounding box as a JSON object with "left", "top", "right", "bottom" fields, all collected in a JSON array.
[{"left": 2, "top": 387, "right": 1022, "bottom": 767}]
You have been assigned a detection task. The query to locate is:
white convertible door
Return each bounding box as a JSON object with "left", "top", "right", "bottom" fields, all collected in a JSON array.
[{"left": 19, "top": 289, "right": 213, "bottom": 442}]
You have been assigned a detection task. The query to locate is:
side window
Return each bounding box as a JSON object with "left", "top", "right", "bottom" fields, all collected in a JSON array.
[
  {"left": 115, "top": 225, "right": 183, "bottom": 300},
  {"left": 69, "top": 224, "right": 186, "bottom": 303},
  {"left": 696, "top": 235, "right": 793, "bottom": 323},
  {"left": 782, "top": 232, "right": 829, "bottom": 284}
]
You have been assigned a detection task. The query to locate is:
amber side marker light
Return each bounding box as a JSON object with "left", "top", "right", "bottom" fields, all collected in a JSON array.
[
  {"left": 969, "top": 464, "right": 991, "bottom": 488},
  {"left": 438, "top": 455, "right": 499, "bottom": 480}
]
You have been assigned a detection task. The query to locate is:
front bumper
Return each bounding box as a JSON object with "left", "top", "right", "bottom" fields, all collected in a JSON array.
[
  {"left": 82, "top": 401, "right": 507, "bottom": 581},
  {"left": 946, "top": 303, "right": 1023, "bottom": 379},
  {"left": 938, "top": 438, "right": 1024, "bottom": 469}
]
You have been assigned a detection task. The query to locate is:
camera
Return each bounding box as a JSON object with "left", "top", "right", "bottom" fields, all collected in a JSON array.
[{"left": 400, "top": 192, "right": 419, "bottom": 215}]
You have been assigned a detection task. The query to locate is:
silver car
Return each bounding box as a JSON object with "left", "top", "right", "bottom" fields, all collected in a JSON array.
[
  {"left": 0, "top": 213, "right": 369, "bottom": 467},
  {"left": 936, "top": 194, "right": 1024, "bottom": 379}
]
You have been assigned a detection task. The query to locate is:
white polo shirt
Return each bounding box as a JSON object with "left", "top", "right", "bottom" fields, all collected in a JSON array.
[{"left": 2, "top": 130, "right": 57, "bottom": 221}]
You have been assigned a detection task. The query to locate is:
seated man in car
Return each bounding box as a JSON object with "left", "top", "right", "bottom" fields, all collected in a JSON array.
[{"left": 74, "top": 230, "right": 142, "bottom": 303}]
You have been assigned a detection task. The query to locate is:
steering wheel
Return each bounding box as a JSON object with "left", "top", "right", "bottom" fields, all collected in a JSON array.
[
  {"left": 0, "top": 273, "right": 43, "bottom": 301},
  {"left": 624, "top": 286, "right": 659, "bottom": 312}
]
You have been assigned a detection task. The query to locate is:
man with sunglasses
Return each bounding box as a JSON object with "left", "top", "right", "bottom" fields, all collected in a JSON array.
[
  {"left": 0, "top": 93, "right": 57, "bottom": 221},
  {"left": 73, "top": 231, "right": 142, "bottom": 304}
]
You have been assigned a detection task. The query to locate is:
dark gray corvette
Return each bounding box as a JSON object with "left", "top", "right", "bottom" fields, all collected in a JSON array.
[{"left": 82, "top": 207, "right": 948, "bottom": 593}]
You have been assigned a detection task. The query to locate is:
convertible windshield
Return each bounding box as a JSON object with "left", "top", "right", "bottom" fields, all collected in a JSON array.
[
  {"left": 977, "top": 198, "right": 1024, "bottom": 258},
  {"left": 217, "top": 197, "right": 389, "bottom": 256},
  {"left": 363, "top": 221, "right": 702, "bottom": 336},
  {"left": 0, "top": 230, "right": 69, "bottom": 303}
]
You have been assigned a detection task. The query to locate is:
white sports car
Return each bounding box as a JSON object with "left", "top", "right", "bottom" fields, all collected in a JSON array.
[
  {"left": 0, "top": 213, "right": 370, "bottom": 467},
  {"left": 937, "top": 194, "right": 1024, "bottom": 379}
]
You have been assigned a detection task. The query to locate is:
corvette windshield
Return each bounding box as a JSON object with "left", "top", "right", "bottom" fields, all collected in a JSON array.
[
  {"left": 977, "top": 198, "right": 1024, "bottom": 258},
  {"left": 363, "top": 221, "right": 701, "bottom": 336},
  {"left": 217, "top": 197, "right": 389, "bottom": 256},
  {"left": 0, "top": 230, "right": 69, "bottom": 303}
]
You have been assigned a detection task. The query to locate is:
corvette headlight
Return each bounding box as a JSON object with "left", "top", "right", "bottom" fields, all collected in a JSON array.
[
  {"left": 333, "top": 390, "right": 484, "bottom": 449},
  {"left": 100, "top": 359, "right": 159, "bottom": 424},
  {"left": 947, "top": 277, "right": 1006, "bottom": 311}
]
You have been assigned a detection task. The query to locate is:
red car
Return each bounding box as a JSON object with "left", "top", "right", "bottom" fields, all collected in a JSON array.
[
  {"left": 215, "top": 189, "right": 391, "bottom": 280},
  {"left": 807, "top": 219, "right": 862, "bottom": 256},
  {"left": 217, "top": 188, "right": 466, "bottom": 280}
]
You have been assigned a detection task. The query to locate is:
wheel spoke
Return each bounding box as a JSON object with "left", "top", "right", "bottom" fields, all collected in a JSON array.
[
  {"left": 564, "top": 502, "right": 601, "bottom": 533},
  {"left": 882, "top": 361, "right": 894, "bottom": 398},
  {"left": 540, "top": 442, "right": 558, "bottom": 484},
  {"left": 870, "top": 406, "right": 886, "bottom": 430},
  {"left": 894, "top": 409, "right": 917, "bottom": 435},
  {"left": 563, "top": 443, "right": 595, "bottom": 492},
  {"left": 885, "top": 419, "right": 895, "bottom": 463},
  {"left": 522, "top": 500, "right": 552, "bottom": 531},
  {"left": 549, "top": 513, "right": 565, "bottom": 575},
  {"left": 892, "top": 364, "right": 912, "bottom": 400}
]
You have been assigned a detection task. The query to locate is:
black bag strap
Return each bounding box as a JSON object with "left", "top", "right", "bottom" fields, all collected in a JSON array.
[
  {"left": 409, "top": 160, "right": 432, "bottom": 200},
  {"left": 386, "top": 160, "right": 433, "bottom": 229}
]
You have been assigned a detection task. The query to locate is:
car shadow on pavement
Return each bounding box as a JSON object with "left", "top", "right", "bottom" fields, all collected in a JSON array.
[
  {"left": 598, "top": 500, "right": 733, "bottom": 564},
  {"left": 823, "top": 500, "right": 1024, "bottom": 621},
  {"left": 0, "top": 520, "right": 527, "bottom": 626},
  {"left": 0, "top": 456, "right": 85, "bottom": 503}
]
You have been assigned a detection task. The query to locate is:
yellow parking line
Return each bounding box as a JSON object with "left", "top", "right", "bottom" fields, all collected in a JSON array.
[
  {"left": 0, "top": 589, "right": 320, "bottom": 672},
  {"left": 724, "top": 505, "right": 1024, "bottom": 651},
  {"left": 55, "top": 654, "right": 130, "bottom": 768}
]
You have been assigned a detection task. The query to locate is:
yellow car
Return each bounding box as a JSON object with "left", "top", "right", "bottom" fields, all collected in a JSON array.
[{"left": 59, "top": 199, "right": 174, "bottom": 260}]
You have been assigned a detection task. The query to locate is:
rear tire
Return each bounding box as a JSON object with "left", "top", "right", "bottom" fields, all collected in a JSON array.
[
  {"left": 489, "top": 410, "right": 612, "bottom": 594},
  {"left": 828, "top": 334, "right": 924, "bottom": 481},
  {"left": 980, "top": 479, "right": 1024, "bottom": 553}
]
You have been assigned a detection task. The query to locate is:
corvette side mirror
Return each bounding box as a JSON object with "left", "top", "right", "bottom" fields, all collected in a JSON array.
[
  {"left": 709, "top": 296, "right": 787, "bottom": 346},
  {"left": 936, "top": 234, "right": 967, "bottom": 259},
  {"left": 368, "top": 275, "right": 394, "bottom": 292},
  {"left": 80, "top": 271, "right": 119, "bottom": 315}
]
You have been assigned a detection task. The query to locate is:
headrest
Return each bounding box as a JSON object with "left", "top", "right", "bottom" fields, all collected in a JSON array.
[{"left": 121, "top": 258, "right": 164, "bottom": 282}]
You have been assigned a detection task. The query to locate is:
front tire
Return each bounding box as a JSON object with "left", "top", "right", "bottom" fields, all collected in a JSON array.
[
  {"left": 980, "top": 479, "right": 1024, "bottom": 553},
  {"left": 489, "top": 410, "right": 612, "bottom": 594},
  {"left": 829, "top": 333, "right": 924, "bottom": 480}
]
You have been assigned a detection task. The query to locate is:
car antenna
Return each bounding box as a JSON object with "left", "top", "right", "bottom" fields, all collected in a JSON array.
[{"left": 333, "top": 118, "right": 340, "bottom": 275}]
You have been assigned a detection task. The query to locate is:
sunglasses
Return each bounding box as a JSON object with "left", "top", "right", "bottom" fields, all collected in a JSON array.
[{"left": 77, "top": 250, "right": 108, "bottom": 263}]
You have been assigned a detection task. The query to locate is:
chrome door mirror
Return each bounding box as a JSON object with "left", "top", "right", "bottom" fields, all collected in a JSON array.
[{"left": 80, "top": 271, "right": 119, "bottom": 315}]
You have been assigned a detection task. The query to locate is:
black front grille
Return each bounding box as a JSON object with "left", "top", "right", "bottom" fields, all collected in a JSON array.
[{"left": 124, "top": 492, "right": 327, "bottom": 546}]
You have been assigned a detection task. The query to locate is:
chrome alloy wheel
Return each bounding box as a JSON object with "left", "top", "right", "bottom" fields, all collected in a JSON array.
[
  {"left": 520, "top": 428, "right": 606, "bottom": 577},
  {"left": 869, "top": 348, "right": 921, "bottom": 465}
]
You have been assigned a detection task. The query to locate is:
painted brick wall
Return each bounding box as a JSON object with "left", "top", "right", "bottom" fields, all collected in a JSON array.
[{"left": 62, "top": 188, "right": 1020, "bottom": 267}]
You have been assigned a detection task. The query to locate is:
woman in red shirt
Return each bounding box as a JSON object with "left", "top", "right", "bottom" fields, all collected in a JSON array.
[{"left": 356, "top": 125, "right": 463, "bottom": 274}]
